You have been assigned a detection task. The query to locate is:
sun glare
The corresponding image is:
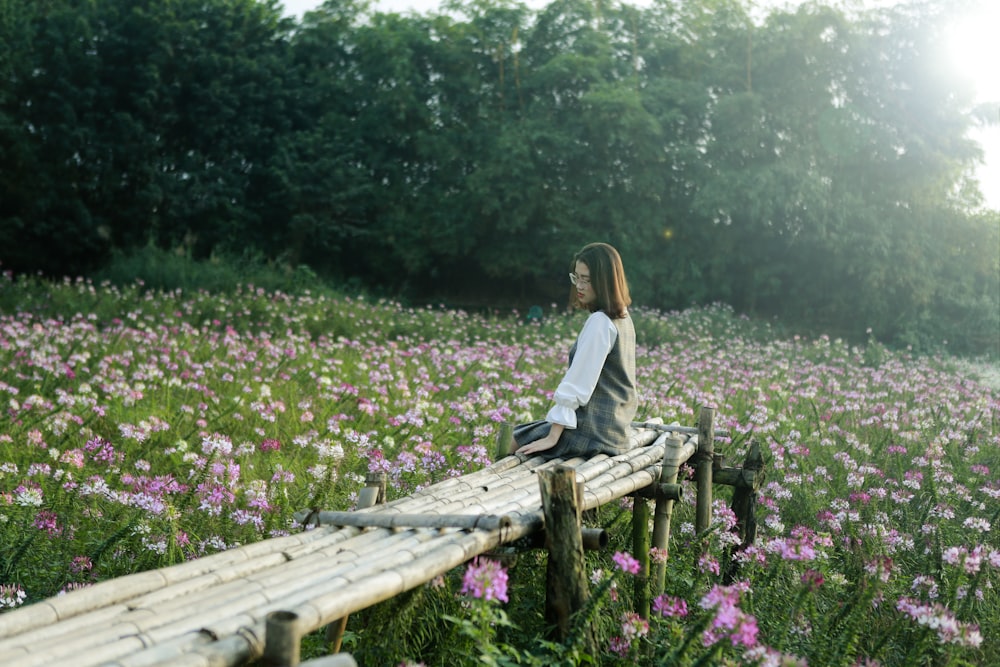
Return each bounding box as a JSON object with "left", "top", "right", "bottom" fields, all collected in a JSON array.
[{"left": 944, "top": 3, "right": 1000, "bottom": 105}]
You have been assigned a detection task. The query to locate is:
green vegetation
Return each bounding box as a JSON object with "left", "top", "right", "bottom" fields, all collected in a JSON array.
[{"left": 0, "top": 0, "right": 997, "bottom": 356}]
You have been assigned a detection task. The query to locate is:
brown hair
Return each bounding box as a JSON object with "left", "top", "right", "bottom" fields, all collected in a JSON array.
[{"left": 572, "top": 242, "right": 631, "bottom": 319}]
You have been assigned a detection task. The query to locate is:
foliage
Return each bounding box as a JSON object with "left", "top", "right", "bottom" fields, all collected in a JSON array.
[{"left": 0, "top": 0, "right": 997, "bottom": 355}]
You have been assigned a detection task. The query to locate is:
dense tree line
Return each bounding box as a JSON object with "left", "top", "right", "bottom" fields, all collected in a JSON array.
[{"left": 1, "top": 0, "right": 997, "bottom": 353}]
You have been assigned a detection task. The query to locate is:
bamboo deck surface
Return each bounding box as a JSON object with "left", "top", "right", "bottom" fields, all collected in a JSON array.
[{"left": 0, "top": 426, "right": 696, "bottom": 667}]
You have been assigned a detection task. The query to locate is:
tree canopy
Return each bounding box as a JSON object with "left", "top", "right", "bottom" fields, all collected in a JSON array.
[{"left": 1, "top": 0, "right": 997, "bottom": 354}]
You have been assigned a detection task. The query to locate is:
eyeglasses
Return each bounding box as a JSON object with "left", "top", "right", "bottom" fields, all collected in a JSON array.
[{"left": 569, "top": 272, "right": 591, "bottom": 287}]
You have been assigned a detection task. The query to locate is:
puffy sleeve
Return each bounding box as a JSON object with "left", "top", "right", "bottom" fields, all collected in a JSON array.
[{"left": 545, "top": 311, "right": 618, "bottom": 429}]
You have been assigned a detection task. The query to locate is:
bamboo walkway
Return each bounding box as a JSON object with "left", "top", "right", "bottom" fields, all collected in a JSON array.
[{"left": 0, "top": 424, "right": 699, "bottom": 667}]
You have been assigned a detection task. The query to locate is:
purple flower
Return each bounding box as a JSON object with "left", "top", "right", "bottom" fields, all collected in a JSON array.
[
  {"left": 653, "top": 594, "right": 688, "bottom": 618},
  {"left": 33, "top": 510, "right": 60, "bottom": 535},
  {"left": 460, "top": 557, "right": 509, "bottom": 603},
  {"left": 608, "top": 636, "right": 631, "bottom": 657}
]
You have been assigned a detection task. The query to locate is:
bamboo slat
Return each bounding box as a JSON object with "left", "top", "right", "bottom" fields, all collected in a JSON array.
[{"left": 292, "top": 511, "right": 514, "bottom": 531}]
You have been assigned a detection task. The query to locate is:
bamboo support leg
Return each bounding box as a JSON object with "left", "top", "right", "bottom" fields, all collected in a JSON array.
[
  {"left": 326, "top": 473, "right": 386, "bottom": 653},
  {"left": 651, "top": 435, "right": 686, "bottom": 596},
  {"left": 695, "top": 406, "right": 716, "bottom": 535},
  {"left": 264, "top": 610, "right": 301, "bottom": 667},
  {"left": 538, "top": 466, "right": 596, "bottom": 655},
  {"left": 631, "top": 497, "right": 650, "bottom": 619}
]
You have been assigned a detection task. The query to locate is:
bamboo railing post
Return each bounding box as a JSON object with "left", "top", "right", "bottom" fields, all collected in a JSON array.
[
  {"left": 264, "top": 610, "right": 301, "bottom": 667},
  {"left": 631, "top": 495, "right": 651, "bottom": 619},
  {"left": 538, "top": 466, "right": 596, "bottom": 656},
  {"left": 495, "top": 422, "right": 515, "bottom": 459},
  {"left": 651, "top": 434, "right": 686, "bottom": 596},
  {"left": 326, "top": 472, "right": 387, "bottom": 653},
  {"left": 357, "top": 471, "right": 387, "bottom": 509},
  {"left": 695, "top": 406, "right": 716, "bottom": 535}
]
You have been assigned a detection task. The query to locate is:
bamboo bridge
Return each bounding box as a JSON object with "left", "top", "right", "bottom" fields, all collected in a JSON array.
[{"left": 0, "top": 407, "right": 762, "bottom": 667}]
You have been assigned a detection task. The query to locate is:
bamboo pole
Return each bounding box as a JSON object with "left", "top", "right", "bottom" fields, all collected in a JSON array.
[
  {"left": 495, "top": 421, "right": 515, "bottom": 459},
  {"left": 651, "top": 434, "right": 687, "bottom": 596},
  {"left": 0, "top": 526, "right": 342, "bottom": 642},
  {"left": 263, "top": 611, "right": 301, "bottom": 667},
  {"left": 631, "top": 421, "right": 729, "bottom": 436},
  {"left": 120, "top": 536, "right": 437, "bottom": 664},
  {"left": 695, "top": 406, "right": 716, "bottom": 535},
  {"left": 292, "top": 511, "right": 514, "bottom": 532},
  {"left": 326, "top": 471, "right": 384, "bottom": 654},
  {"left": 9, "top": 529, "right": 431, "bottom": 665},
  {"left": 40, "top": 529, "right": 459, "bottom": 667},
  {"left": 631, "top": 495, "right": 651, "bottom": 619},
  {"left": 524, "top": 526, "right": 607, "bottom": 551}
]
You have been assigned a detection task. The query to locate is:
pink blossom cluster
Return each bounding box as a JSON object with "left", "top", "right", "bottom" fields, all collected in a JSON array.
[
  {"left": 460, "top": 557, "right": 509, "bottom": 603},
  {"left": 896, "top": 597, "right": 983, "bottom": 648},
  {"left": 698, "top": 583, "right": 759, "bottom": 648}
]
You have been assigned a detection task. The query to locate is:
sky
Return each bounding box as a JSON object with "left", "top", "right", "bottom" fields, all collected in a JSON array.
[{"left": 280, "top": 0, "right": 1000, "bottom": 211}]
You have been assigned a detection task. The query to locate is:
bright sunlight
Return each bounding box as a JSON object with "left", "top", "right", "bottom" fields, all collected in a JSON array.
[{"left": 944, "top": 2, "right": 1000, "bottom": 105}]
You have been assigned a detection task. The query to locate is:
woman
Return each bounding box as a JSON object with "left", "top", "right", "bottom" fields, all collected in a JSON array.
[{"left": 513, "top": 242, "right": 638, "bottom": 458}]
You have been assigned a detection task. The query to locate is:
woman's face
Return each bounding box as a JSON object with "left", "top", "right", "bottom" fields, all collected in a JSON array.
[{"left": 574, "top": 260, "right": 596, "bottom": 307}]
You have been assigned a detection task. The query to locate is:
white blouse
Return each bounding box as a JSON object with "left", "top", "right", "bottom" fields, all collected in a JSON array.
[{"left": 545, "top": 311, "right": 619, "bottom": 429}]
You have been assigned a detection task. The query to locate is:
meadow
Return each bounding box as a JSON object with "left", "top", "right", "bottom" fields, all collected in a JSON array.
[{"left": 0, "top": 272, "right": 997, "bottom": 666}]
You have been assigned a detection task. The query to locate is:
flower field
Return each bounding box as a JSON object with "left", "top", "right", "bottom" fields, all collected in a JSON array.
[{"left": 0, "top": 274, "right": 998, "bottom": 666}]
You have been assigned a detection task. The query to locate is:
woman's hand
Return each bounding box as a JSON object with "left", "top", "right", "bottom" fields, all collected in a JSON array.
[{"left": 517, "top": 423, "right": 564, "bottom": 456}]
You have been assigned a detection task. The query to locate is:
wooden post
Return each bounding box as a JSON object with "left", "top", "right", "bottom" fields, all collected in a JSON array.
[
  {"left": 631, "top": 496, "right": 650, "bottom": 619},
  {"left": 327, "top": 472, "right": 387, "bottom": 653},
  {"left": 264, "top": 610, "right": 301, "bottom": 667},
  {"left": 495, "top": 422, "right": 515, "bottom": 459},
  {"left": 723, "top": 439, "right": 765, "bottom": 584},
  {"left": 651, "top": 434, "right": 685, "bottom": 596},
  {"left": 695, "top": 406, "right": 716, "bottom": 535},
  {"left": 538, "top": 466, "right": 596, "bottom": 656}
]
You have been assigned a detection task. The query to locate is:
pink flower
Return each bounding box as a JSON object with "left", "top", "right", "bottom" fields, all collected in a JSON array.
[
  {"left": 653, "top": 594, "right": 688, "bottom": 618},
  {"left": 649, "top": 547, "right": 668, "bottom": 564},
  {"left": 699, "top": 583, "right": 759, "bottom": 649},
  {"left": 460, "top": 557, "right": 509, "bottom": 603},
  {"left": 620, "top": 611, "right": 649, "bottom": 639},
  {"left": 801, "top": 569, "right": 824, "bottom": 591},
  {"left": 613, "top": 551, "right": 641, "bottom": 575},
  {"left": 259, "top": 438, "right": 281, "bottom": 452},
  {"left": 698, "top": 553, "right": 720, "bottom": 575}
]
